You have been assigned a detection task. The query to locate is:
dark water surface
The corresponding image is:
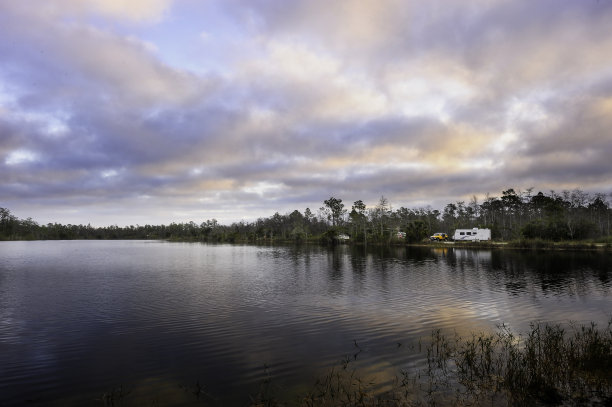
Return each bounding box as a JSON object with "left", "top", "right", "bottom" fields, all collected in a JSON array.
[{"left": 0, "top": 241, "right": 610, "bottom": 406}]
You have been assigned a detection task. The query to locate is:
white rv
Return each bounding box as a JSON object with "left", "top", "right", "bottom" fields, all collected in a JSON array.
[{"left": 453, "top": 228, "right": 491, "bottom": 241}]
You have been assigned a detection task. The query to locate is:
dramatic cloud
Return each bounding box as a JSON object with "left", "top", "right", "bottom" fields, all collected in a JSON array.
[{"left": 1, "top": 0, "right": 611, "bottom": 225}]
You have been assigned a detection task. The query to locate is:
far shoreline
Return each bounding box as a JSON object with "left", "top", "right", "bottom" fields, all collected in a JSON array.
[{"left": 160, "top": 236, "right": 612, "bottom": 251}]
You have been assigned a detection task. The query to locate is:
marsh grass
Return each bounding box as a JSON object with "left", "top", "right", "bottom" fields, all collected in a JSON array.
[
  {"left": 97, "top": 385, "right": 132, "bottom": 406},
  {"left": 267, "top": 321, "right": 610, "bottom": 406},
  {"left": 398, "top": 321, "right": 612, "bottom": 406},
  {"left": 95, "top": 321, "right": 611, "bottom": 406},
  {"left": 463, "top": 322, "right": 610, "bottom": 405}
]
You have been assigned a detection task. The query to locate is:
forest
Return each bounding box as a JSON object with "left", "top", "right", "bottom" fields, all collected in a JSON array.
[{"left": 1, "top": 188, "right": 611, "bottom": 244}]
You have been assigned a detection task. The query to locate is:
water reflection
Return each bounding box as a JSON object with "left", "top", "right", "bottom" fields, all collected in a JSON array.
[{"left": 0, "top": 241, "right": 609, "bottom": 406}]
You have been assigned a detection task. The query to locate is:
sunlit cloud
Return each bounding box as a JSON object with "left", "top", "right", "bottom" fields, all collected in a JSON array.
[
  {"left": 5, "top": 149, "right": 39, "bottom": 166},
  {"left": 26, "top": 0, "right": 173, "bottom": 22},
  {"left": 1, "top": 0, "right": 611, "bottom": 225}
]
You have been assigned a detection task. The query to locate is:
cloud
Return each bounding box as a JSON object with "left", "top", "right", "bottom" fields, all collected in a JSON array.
[
  {"left": 504, "top": 77, "right": 612, "bottom": 187},
  {"left": 2, "top": 17, "right": 210, "bottom": 109},
  {"left": 1, "top": 0, "right": 612, "bottom": 225},
  {"left": 9, "top": 0, "right": 174, "bottom": 23}
]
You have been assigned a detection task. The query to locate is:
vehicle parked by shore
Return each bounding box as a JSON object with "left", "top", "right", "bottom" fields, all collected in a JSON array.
[
  {"left": 429, "top": 232, "right": 448, "bottom": 241},
  {"left": 453, "top": 228, "right": 491, "bottom": 241}
]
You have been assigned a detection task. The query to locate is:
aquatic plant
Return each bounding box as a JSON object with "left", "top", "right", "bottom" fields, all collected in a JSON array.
[
  {"left": 393, "top": 320, "right": 612, "bottom": 406},
  {"left": 93, "top": 321, "right": 611, "bottom": 406},
  {"left": 287, "top": 320, "right": 610, "bottom": 406}
]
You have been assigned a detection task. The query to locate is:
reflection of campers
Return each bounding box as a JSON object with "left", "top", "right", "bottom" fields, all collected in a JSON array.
[{"left": 453, "top": 228, "right": 491, "bottom": 241}]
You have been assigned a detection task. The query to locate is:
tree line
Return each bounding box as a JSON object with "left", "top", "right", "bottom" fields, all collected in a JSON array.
[{"left": 1, "top": 188, "right": 611, "bottom": 243}]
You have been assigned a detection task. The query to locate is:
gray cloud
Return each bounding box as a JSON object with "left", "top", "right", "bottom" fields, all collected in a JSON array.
[{"left": 1, "top": 0, "right": 612, "bottom": 225}]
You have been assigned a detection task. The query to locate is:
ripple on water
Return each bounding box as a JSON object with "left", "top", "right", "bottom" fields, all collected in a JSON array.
[{"left": 0, "top": 241, "right": 609, "bottom": 406}]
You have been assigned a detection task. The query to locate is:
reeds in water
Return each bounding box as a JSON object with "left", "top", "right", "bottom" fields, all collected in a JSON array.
[
  {"left": 287, "top": 321, "right": 610, "bottom": 406},
  {"left": 390, "top": 320, "right": 612, "bottom": 406},
  {"left": 98, "top": 320, "right": 611, "bottom": 406}
]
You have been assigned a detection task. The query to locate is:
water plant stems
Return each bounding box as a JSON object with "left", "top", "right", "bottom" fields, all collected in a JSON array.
[
  {"left": 99, "top": 320, "right": 611, "bottom": 406},
  {"left": 248, "top": 321, "right": 611, "bottom": 407}
]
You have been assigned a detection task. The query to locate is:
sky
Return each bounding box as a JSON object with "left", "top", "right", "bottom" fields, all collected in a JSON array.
[{"left": 1, "top": 0, "right": 612, "bottom": 226}]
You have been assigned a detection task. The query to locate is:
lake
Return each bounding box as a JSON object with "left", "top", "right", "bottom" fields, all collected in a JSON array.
[{"left": 0, "top": 241, "right": 610, "bottom": 406}]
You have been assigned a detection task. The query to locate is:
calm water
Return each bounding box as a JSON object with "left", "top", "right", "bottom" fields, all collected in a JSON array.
[{"left": 0, "top": 241, "right": 610, "bottom": 406}]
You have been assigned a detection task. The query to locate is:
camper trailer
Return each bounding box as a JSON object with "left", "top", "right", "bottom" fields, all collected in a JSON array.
[{"left": 453, "top": 228, "right": 491, "bottom": 241}]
